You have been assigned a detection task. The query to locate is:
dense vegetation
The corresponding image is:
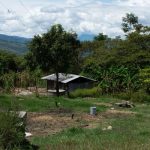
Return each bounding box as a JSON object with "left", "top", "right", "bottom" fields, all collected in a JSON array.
[
  {"left": 0, "top": 11, "right": 150, "bottom": 148},
  {"left": 1, "top": 13, "right": 149, "bottom": 99}
]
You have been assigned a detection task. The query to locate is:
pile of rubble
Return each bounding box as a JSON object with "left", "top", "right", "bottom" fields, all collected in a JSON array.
[{"left": 115, "top": 101, "right": 135, "bottom": 108}]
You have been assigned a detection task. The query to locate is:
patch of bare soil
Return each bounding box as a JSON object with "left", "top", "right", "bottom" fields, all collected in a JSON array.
[
  {"left": 101, "top": 109, "right": 136, "bottom": 118},
  {"left": 26, "top": 112, "right": 104, "bottom": 137},
  {"left": 93, "top": 102, "right": 112, "bottom": 107},
  {"left": 83, "top": 97, "right": 97, "bottom": 100},
  {"left": 26, "top": 108, "right": 136, "bottom": 137},
  {"left": 14, "top": 87, "right": 47, "bottom": 96},
  {"left": 26, "top": 112, "right": 75, "bottom": 136}
]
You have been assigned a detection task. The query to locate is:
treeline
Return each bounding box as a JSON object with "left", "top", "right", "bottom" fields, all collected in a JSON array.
[
  {"left": 0, "top": 13, "right": 150, "bottom": 98},
  {"left": 0, "top": 50, "right": 43, "bottom": 92},
  {"left": 80, "top": 13, "right": 150, "bottom": 95}
]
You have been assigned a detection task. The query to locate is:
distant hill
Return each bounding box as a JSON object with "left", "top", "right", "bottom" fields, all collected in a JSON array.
[
  {"left": 0, "top": 34, "right": 31, "bottom": 54},
  {"left": 0, "top": 33, "right": 95, "bottom": 54}
]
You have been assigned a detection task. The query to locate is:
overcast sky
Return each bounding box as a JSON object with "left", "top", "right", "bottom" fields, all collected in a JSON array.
[{"left": 0, "top": 0, "right": 149, "bottom": 38}]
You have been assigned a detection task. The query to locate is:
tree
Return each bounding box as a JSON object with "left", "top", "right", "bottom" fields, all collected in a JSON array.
[
  {"left": 26, "top": 24, "right": 80, "bottom": 96},
  {"left": 122, "top": 13, "right": 142, "bottom": 33},
  {"left": 94, "top": 33, "right": 108, "bottom": 41},
  {"left": 0, "top": 50, "right": 18, "bottom": 75}
]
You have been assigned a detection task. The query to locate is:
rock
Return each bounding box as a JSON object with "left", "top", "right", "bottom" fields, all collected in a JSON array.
[
  {"left": 18, "top": 111, "right": 27, "bottom": 119},
  {"left": 102, "top": 126, "right": 112, "bottom": 131},
  {"left": 115, "top": 101, "right": 135, "bottom": 108},
  {"left": 25, "top": 132, "right": 32, "bottom": 137},
  {"left": 107, "top": 126, "right": 112, "bottom": 130},
  {"left": 18, "top": 111, "right": 27, "bottom": 124},
  {"left": 111, "top": 107, "right": 115, "bottom": 110}
]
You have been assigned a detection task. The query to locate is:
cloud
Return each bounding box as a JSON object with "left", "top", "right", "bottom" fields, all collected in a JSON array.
[{"left": 0, "top": 0, "right": 149, "bottom": 37}]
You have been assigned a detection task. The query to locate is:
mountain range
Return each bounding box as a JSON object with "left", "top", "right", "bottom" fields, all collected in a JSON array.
[{"left": 0, "top": 33, "right": 95, "bottom": 54}]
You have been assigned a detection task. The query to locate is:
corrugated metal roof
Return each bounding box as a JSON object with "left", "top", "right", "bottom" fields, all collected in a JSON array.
[{"left": 41, "top": 73, "right": 96, "bottom": 83}]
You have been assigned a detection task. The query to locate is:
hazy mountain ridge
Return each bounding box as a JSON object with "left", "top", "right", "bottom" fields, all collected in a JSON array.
[
  {"left": 0, "top": 33, "right": 95, "bottom": 54},
  {"left": 0, "top": 34, "right": 31, "bottom": 43},
  {"left": 0, "top": 34, "right": 31, "bottom": 54}
]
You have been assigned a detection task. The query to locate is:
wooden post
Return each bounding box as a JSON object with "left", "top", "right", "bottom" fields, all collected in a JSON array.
[
  {"left": 66, "top": 83, "right": 70, "bottom": 97},
  {"left": 56, "top": 72, "right": 59, "bottom": 97},
  {"left": 46, "top": 80, "right": 48, "bottom": 92}
]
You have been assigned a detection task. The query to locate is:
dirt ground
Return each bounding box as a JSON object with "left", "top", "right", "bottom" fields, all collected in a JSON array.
[
  {"left": 26, "top": 107, "right": 135, "bottom": 137},
  {"left": 26, "top": 112, "right": 102, "bottom": 136},
  {"left": 14, "top": 87, "right": 47, "bottom": 96}
]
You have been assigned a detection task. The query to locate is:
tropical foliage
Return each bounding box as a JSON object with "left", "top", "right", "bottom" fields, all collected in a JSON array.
[{"left": 0, "top": 13, "right": 150, "bottom": 97}]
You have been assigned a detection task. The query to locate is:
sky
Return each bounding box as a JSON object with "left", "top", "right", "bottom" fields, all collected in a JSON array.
[{"left": 0, "top": 0, "right": 149, "bottom": 38}]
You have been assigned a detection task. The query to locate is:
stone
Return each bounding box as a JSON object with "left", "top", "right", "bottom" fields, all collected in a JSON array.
[
  {"left": 18, "top": 111, "right": 27, "bottom": 119},
  {"left": 107, "top": 126, "right": 112, "bottom": 130},
  {"left": 115, "top": 101, "right": 135, "bottom": 108},
  {"left": 25, "top": 132, "right": 32, "bottom": 137},
  {"left": 102, "top": 126, "right": 112, "bottom": 131}
]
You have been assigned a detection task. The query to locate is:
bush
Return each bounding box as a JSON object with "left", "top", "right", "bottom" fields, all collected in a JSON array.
[
  {"left": 70, "top": 87, "right": 101, "bottom": 98},
  {"left": 0, "top": 111, "right": 35, "bottom": 150},
  {"left": 113, "top": 92, "right": 132, "bottom": 100},
  {"left": 114, "top": 90, "right": 150, "bottom": 103},
  {"left": 131, "top": 90, "right": 150, "bottom": 103},
  {"left": 0, "top": 111, "right": 25, "bottom": 149}
]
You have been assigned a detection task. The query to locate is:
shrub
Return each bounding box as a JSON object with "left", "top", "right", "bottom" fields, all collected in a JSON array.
[
  {"left": 0, "top": 111, "right": 35, "bottom": 150},
  {"left": 0, "top": 111, "right": 25, "bottom": 149},
  {"left": 70, "top": 87, "right": 101, "bottom": 98},
  {"left": 139, "top": 67, "right": 150, "bottom": 94},
  {"left": 113, "top": 92, "right": 132, "bottom": 100},
  {"left": 131, "top": 90, "right": 150, "bottom": 103},
  {"left": 114, "top": 90, "right": 150, "bottom": 103}
]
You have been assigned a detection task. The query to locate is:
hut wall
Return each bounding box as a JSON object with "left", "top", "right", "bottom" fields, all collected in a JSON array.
[
  {"left": 68, "top": 78, "right": 94, "bottom": 92},
  {"left": 47, "top": 80, "right": 65, "bottom": 90}
]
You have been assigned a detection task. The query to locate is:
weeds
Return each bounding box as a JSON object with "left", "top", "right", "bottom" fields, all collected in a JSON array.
[{"left": 70, "top": 87, "right": 101, "bottom": 98}]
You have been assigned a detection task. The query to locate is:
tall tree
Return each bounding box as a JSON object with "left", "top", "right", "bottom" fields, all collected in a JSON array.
[
  {"left": 26, "top": 24, "right": 80, "bottom": 96},
  {"left": 122, "top": 13, "right": 142, "bottom": 33},
  {"left": 94, "top": 33, "right": 108, "bottom": 41}
]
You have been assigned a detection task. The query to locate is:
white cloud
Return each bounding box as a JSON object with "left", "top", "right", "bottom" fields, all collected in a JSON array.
[{"left": 0, "top": 0, "right": 149, "bottom": 38}]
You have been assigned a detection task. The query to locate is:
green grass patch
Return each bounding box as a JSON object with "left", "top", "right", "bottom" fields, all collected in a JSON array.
[
  {"left": 31, "top": 115, "right": 150, "bottom": 150},
  {"left": 0, "top": 94, "right": 109, "bottom": 113},
  {"left": 31, "top": 112, "right": 150, "bottom": 150},
  {"left": 70, "top": 87, "right": 101, "bottom": 98},
  {"left": 1, "top": 94, "right": 150, "bottom": 149}
]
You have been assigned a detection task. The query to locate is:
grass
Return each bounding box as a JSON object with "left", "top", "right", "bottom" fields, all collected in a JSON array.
[
  {"left": 0, "top": 94, "right": 150, "bottom": 150},
  {"left": 0, "top": 94, "right": 110, "bottom": 112},
  {"left": 31, "top": 111, "right": 150, "bottom": 150},
  {"left": 70, "top": 87, "right": 101, "bottom": 98}
]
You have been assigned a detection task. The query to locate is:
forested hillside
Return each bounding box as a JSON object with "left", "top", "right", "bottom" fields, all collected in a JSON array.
[
  {"left": 0, "top": 34, "right": 95, "bottom": 55},
  {"left": 0, "top": 34, "right": 31, "bottom": 54}
]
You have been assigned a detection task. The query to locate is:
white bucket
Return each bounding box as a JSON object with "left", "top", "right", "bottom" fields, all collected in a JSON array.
[{"left": 90, "top": 107, "right": 96, "bottom": 115}]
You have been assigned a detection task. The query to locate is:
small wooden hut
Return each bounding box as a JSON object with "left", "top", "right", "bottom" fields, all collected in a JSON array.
[{"left": 41, "top": 73, "right": 96, "bottom": 95}]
